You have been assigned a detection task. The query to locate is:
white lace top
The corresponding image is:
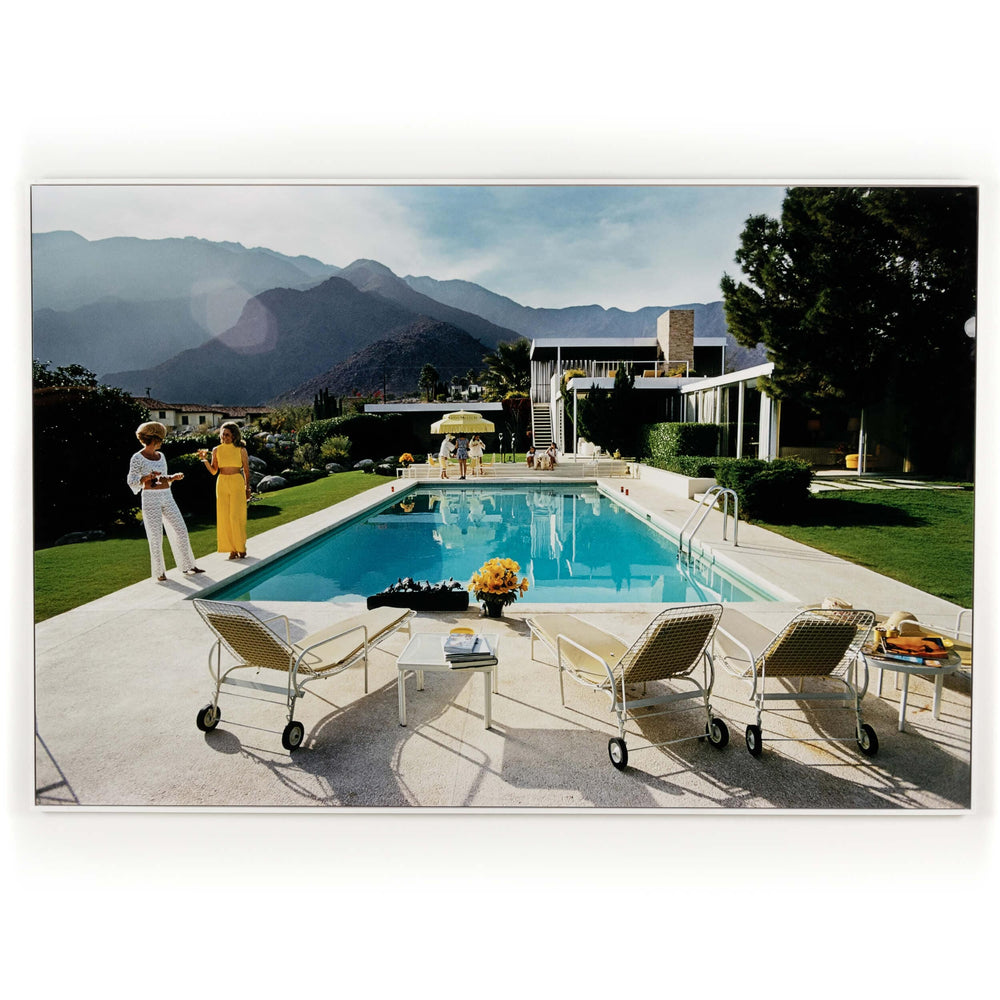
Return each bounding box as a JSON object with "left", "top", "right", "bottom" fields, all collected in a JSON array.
[{"left": 127, "top": 450, "right": 169, "bottom": 495}]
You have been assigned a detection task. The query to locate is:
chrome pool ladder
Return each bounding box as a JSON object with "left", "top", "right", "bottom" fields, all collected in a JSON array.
[{"left": 678, "top": 486, "right": 739, "bottom": 562}]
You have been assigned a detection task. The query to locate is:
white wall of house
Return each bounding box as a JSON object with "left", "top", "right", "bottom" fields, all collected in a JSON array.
[{"left": 147, "top": 406, "right": 225, "bottom": 431}]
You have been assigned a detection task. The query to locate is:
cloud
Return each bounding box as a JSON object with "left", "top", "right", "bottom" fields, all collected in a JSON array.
[{"left": 31, "top": 183, "right": 787, "bottom": 311}]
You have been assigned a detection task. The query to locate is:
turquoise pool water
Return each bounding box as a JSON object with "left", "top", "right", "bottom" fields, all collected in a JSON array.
[{"left": 208, "top": 484, "right": 774, "bottom": 605}]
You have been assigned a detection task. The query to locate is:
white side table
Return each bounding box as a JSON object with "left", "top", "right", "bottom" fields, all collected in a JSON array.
[
  {"left": 866, "top": 650, "right": 961, "bottom": 732},
  {"left": 396, "top": 633, "right": 500, "bottom": 729}
]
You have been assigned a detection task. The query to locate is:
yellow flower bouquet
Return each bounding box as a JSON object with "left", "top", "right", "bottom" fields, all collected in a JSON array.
[
  {"left": 469, "top": 557, "right": 529, "bottom": 617},
  {"left": 399, "top": 452, "right": 414, "bottom": 466}
]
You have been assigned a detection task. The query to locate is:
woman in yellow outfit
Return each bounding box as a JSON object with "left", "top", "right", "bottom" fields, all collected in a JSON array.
[{"left": 199, "top": 422, "right": 251, "bottom": 559}]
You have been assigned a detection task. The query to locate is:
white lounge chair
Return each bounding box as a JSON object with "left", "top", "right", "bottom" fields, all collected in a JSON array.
[
  {"left": 193, "top": 599, "right": 414, "bottom": 751},
  {"left": 715, "top": 606, "right": 878, "bottom": 758},
  {"left": 526, "top": 604, "right": 727, "bottom": 770}
]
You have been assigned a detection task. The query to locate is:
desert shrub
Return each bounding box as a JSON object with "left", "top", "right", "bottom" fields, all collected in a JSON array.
[
  {"left": 293, "top": 443, "right": 320, "bottom": 468},
  {"left": 296, "top": 418, "right": 344, "bottom": 448},
  {"left": 714, "top": 457, "right": 813, "bottom": 521},
  {"left": 320, "top": 435, "right": 351, "bottom": 464}
]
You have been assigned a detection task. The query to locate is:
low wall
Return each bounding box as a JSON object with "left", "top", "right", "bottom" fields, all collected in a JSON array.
[{"left": 633, "top": 463, "right": 715, "bottom": 500}]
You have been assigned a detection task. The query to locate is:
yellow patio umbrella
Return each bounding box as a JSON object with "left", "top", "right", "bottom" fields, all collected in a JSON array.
[{"left": 430, "top": 410, "right": 496, "bottom": 434}]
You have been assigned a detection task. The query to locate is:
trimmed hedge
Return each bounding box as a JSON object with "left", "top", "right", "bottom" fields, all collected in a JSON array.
[
  {"left": 296, "top": 413, "right": 415, "bottom": 460},
  {"left": 638, "top": 422, "right": 721, "bottom": 464},
  {"left": 661, "top": 456, "right": 720, "bottom": 478},
  {"left": 713, "top": 457, "right": 813, "bottom": 521}
]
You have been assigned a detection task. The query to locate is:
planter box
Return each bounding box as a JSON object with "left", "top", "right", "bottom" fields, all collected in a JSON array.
[
  {"left": 633, "top": 463, "right": 716, "bottom": 500},
  {"left": 367, "top": 591, "right": 470, "bottom": 612}
]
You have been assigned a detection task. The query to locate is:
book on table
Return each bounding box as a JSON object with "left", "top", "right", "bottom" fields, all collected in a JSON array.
[
  {"left": 870, "top": 633, "right": 952, "bottom": 666},
  {"left": 444, "top": 633, "right": 496, "bottom": 666}
]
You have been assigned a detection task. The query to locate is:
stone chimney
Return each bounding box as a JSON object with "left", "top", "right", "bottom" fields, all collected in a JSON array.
[{"left": 656, "top": 309, "right": 695, "bottom": 372}]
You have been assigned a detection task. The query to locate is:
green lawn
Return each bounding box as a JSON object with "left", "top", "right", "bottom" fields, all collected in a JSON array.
[
  {"left": 34, "top": 472, "right": 395, "bottom": 622},
  {"left": 757, "top": 488, "right": 974, "bottom": 607}
]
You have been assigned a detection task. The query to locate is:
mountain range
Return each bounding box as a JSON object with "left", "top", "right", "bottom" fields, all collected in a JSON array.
[{"left": 31, "top": 230, "right": 763, "bottom": 404}]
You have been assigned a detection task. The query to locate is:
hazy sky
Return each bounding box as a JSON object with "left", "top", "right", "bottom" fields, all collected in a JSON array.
[{"left": 31, "top": 183, "right": 788, "bottom": 312}]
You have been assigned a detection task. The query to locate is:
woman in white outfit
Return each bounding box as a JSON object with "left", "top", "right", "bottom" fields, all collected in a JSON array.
[
  {"left": 468, "top": 434, "right": 485, "bottom": 476},
  {"left": 127, "top": 421, "right": 204, "bottom": 582}
]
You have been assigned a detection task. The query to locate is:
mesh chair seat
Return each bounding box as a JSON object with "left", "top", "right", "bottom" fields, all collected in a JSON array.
[
  {"left": 193, "top": 599, "right": 414, "bottom": 751},
  {"left": 527, "top": 604, "right": 727, "bottom": 771}
]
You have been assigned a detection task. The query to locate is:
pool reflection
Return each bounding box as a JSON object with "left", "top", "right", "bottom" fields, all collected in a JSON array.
[{"left": 211, "top": 485, "right": 767, "bottom": 605}]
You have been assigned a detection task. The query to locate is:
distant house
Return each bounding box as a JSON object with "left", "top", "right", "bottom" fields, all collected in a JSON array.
[{"left": 133, "top": 397, "right": 273, "bottom": 432}]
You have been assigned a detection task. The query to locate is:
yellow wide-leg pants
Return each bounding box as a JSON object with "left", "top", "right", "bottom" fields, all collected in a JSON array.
[{"left": 216, "top": 474, "right": 247, "bottom": 553}]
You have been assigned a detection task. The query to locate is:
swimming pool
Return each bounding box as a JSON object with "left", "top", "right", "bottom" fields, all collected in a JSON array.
[{"left": 207, "top": 484, "right": 776, "bottom": 605}]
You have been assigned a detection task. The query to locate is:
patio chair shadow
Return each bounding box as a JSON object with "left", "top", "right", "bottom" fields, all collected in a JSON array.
[
  {"left": 35, "top": 730, "right": 81, "bottom": 806},
  {"left": 199, "top": 664, "right": 501, "bottom": 807},
  {"left": 707, "top": 676, "right": 970, "bottom": 808}
]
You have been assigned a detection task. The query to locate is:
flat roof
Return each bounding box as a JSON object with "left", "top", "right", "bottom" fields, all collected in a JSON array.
[
  {"left": 530, "top": 336, "right": 727, "bottom": 360},
  {"left": 678, "top": 362, "right": 775, "bottom": 392},
  {"left": 363, "top": 402, "right": 505, "bottom": 414}
]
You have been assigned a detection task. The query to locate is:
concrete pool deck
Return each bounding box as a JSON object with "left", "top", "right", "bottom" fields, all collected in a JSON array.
[{"left": 33, "top": 475, "right": 973, "bottom": 809}]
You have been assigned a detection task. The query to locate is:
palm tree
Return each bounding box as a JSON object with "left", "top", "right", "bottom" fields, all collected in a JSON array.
[
  {"left": 480, "top": 339, "right": 531, "bottom": 400},
  {"left": 418, "top": 363, "right": 440, "bottom": 402}
]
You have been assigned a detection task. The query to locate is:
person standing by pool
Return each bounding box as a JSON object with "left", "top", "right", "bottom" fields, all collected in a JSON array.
[
  {"left": 468, "top": 434, "right": 485, "bottom": 476},
  {"left": 127, "top": 421, "right": 204, "bottom": 582},
  {"left": 455, "top": 433, "right": 470, "bottom": 479},
  {"left": 438, "top": 434, "right": 455, "bottom": 479},
  {"left": 199, "top": 421, "right": 251, "bottom": 560}
]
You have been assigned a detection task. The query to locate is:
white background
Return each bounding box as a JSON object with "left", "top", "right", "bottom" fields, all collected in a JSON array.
[{"left": 4, "top": 3, "right": 996, "bottom": 995}]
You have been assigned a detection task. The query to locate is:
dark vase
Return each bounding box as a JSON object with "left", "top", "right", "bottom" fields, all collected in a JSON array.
[{"left": 482, "top": 600, "right": 504, "bottom": 619}]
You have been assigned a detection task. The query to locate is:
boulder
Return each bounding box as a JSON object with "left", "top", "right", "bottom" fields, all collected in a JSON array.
[
  {"left": 53, "top": 529, "right": 106, "bottom": 546},
  {"left": 257, "top": 475, "right": 287, "bottom": 492},
  {"left": 247, "top": 455, "right": 267, "bottom": 472},
  {"left": 325, "top": 463, "right": 347, "bottom": 473},
  {"left": 354, "top": 459, "right": 375, "bottom": 473}
]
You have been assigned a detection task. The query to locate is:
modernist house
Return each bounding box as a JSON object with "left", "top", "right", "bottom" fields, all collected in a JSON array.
[
  {"left": 531, "top": 309, "right": 785, "bottom": 464},
  {"left": 532, "top": 308, "right": 903, "bottom": 472}
]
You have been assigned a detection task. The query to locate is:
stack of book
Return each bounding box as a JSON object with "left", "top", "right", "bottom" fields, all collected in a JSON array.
[
  {"left": 870, "top": 632, "right": 953, "bottom": 666},
  {"left": 443, "top": 632, "right": 497, "bottom": 668}
]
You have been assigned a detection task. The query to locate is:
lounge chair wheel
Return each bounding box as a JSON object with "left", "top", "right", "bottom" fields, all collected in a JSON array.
[
  {"left": 281, "top": 720, "right": 305, "bottom": 751},
  {"left": 196, "top": 703, "right": 220, "bottom": 732},
  {"left": 706, "top": 718, "right": 729, "bottom": 748},
  {"left": 745, "top": 724, "right": 763, "bottom": 757},
  {"left": 608, "top": 737, "right": 628, "bottom": 771},
  {"left": 857, "top": 723, "right": 879, "bottom": 757}
]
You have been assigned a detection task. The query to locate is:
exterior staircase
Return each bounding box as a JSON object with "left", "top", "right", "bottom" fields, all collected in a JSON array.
[{"left": 531, "top": 404, "right": 554, "bottom": 447}]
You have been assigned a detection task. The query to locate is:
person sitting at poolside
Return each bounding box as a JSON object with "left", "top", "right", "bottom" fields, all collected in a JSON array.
[
  {"left": 545, "top": 442, "right": 559, "bottom": 468},
  {"left": 526, "top": 444, "right": 536, "bottom": 468}
]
